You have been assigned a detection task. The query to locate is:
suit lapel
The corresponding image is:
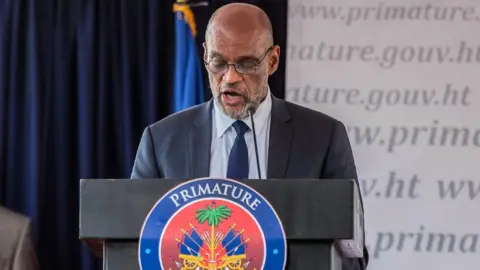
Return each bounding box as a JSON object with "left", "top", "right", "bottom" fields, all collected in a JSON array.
[
  {"left": 267, "top": 96, "right": 293, "bottom": 179},
  {"left": 189, "top": 100, "right": 213, "bottom": 178}
]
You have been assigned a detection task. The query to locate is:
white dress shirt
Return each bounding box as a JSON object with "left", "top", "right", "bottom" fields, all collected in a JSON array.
[{"left": 209, "top": 90, "right": 272, "bottom": 179}]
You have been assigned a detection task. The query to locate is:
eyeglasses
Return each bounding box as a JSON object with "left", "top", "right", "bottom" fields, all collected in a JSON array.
[{"left": 204, "top": 46, "right": 273, "bottom": 75}]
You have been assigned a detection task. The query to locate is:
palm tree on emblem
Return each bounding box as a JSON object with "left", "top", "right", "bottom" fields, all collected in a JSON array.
[{"left": 195, "top": 201, "right": 232, "bottom": 267}]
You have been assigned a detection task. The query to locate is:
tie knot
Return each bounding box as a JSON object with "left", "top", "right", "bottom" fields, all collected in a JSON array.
[{"left": 232, "top": 120, "right": 249, "bottom": 135}]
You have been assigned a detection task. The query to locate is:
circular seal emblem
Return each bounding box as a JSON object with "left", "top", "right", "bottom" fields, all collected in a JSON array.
[{"left": 138, "top": 177, "right": 287, "bottom": 270}]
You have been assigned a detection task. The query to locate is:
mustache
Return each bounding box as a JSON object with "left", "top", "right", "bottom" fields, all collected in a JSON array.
[{"left": 220, "top": 88, "right": 246, "bottom": 96}]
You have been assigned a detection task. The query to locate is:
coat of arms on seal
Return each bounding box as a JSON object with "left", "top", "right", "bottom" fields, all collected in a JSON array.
[{"left": 138, "top": 177, "right": 287, "bottom": 270}]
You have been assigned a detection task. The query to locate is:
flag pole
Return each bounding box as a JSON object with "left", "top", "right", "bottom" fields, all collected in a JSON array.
[{"left": 175, "top": 0, "right": 209, "bottom": 8}]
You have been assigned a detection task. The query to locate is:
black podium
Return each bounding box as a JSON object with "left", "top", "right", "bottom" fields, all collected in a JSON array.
[{"left": 79, "top": 178, "right": 365, "bottom": 270}]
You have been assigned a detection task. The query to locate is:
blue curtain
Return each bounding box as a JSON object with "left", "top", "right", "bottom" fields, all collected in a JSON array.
[{"left": 0, "top": 0, "right": 175, "bottom": 269}]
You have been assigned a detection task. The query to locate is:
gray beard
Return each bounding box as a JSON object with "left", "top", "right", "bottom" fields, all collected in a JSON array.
[
  {"left": 214, "top": 96, "right": 254, "bottom": 119},
  {"left": 211, "top": 83, "right": 268, "bottom": 119}
]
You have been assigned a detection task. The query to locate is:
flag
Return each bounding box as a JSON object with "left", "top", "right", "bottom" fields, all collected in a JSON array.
[{"left": 172, "top": 1, "right": 205, "bottom": 113}]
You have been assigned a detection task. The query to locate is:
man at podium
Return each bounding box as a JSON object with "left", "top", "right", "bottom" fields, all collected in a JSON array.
[{"left": 131, "top": 3, "right": 368, "bottom": 270}]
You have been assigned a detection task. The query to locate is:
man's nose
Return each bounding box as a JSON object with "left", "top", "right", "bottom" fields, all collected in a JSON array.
[{"left": 223, "top": 65, "right": 242, "bottom": 84}]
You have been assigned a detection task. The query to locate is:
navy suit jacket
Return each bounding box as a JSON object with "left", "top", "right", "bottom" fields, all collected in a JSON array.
[{"left": 131, "top": 94, "right": 369, "bottom": 270}]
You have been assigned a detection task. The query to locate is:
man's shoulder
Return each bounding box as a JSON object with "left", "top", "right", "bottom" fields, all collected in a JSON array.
[
  {"left": 0, "top": 206, "right": 38, "bottom": 268},
  {"left": 0, "top": 206, "right": 31, "bottom": 247},
  {"left": 0, "top": 206, "right": 30, "bottom": 229},
  {"left": 147, "top": 101, "right": 210, "bottom": 134}
]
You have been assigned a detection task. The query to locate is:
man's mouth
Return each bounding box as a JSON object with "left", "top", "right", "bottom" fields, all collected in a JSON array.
[
  {"left": 222, "top": 90, "right": 244, "bottom": 97},
  {"left": 221, "top": 90, "right": 245, "bottom": 106}
]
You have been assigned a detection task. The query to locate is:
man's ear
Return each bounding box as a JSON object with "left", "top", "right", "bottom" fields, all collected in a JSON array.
[
  {"left": 203, "top": 42, "right": 208, "bottom": 62},
  {"left": 268, "top": 45, "right": 280, "bottom": 75}
]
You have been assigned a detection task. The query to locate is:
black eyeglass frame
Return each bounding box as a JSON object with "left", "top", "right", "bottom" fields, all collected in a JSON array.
[{"left": 203, "top": 45, "right": 274, "bottom": 75}]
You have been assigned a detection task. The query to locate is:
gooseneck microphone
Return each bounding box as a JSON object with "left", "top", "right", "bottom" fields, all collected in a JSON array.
[{"left": 247, "top": 105, "right": 262, "bottom": 179}]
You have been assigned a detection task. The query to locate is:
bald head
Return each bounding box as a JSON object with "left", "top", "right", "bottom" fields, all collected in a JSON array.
[
  {"left": 202, "top": 3, "right": 280, "bottom": 120},
  {"left": 205, "top": 3, "right": 273, "bottom": 47}
]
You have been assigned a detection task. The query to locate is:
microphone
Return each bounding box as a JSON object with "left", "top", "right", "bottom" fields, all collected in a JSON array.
[{"left": 247, "top": 104, "right": 262, "bottom": 179}]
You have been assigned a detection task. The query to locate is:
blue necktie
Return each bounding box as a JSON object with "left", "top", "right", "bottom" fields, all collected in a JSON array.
[{"left": 226, "top": 120, "right": 250, "bottom": 179}]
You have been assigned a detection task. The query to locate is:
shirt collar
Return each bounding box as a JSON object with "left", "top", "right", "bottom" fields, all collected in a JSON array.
[{"left": 213, "top": 88, "right": 272, "bottom": 138}]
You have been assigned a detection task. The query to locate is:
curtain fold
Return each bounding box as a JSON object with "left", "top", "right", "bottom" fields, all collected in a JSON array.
[{"left": 1, "top": 0, "right": 174, "bottom": 269}]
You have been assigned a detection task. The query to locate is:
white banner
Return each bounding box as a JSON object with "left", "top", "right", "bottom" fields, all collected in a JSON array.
[{"left": 286, "top": 0, "right": 479, "bottom": 269}]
